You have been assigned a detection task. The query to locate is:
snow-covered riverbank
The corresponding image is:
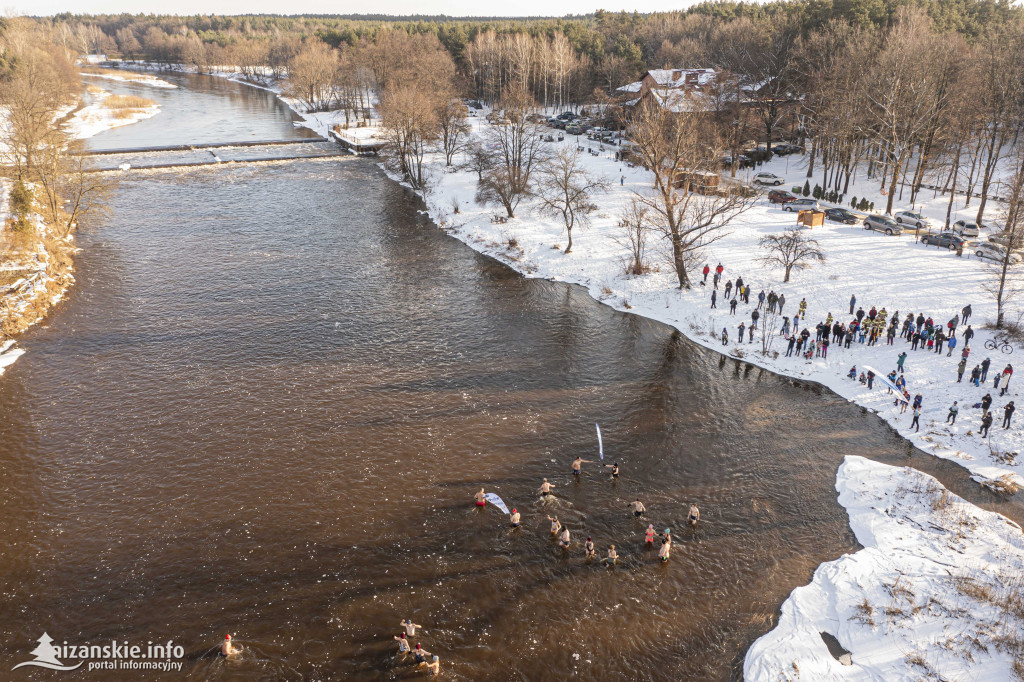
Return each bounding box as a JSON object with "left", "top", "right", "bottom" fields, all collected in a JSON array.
[
  {"left": 745, "top": 456, "right": 1024, "bottom": 681},
  {"left": 0, "top": 76, "right": 160, "bottom": 376},
  {"left": 405, "top": 128, "right": 1024, "bottom": 492}
]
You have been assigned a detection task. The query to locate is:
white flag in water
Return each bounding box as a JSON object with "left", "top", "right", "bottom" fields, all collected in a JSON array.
[
  {"left": 484, "top": 493, "right": 509, "bottom": 515},
  {"left": 596, "top": 423, "right": 604, "bottom": 460}
]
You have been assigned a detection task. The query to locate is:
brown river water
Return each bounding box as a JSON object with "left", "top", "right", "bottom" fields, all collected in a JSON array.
[{"left": 0, "top": 73, "right": 1020, "bottom": 681}]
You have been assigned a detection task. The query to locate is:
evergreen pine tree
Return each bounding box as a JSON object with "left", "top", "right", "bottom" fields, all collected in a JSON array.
[
  {"left": 802, "top": 180, "right": 810, "bottom": 197},
  {"left": 851, "top": 196, "right": 857, "bottom": 209}
]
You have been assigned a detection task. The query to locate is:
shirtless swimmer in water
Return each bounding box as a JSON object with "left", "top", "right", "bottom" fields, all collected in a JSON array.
[
  {"left": 538, "top": 478, "right": 556, "bottom": 496},
  {"left": 572, "top": 457, "right": 595, "bottom": 477},
  {"left": 221, "top": 634, "right": 240, "bottom": 657}
]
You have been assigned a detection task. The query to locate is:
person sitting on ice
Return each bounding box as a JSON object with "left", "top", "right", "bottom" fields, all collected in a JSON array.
[
  {"left": 848, "top": 366, "right": 857, "bottom": 379},
  {"left": 859, "top": 372, "right": 867, "bottom": 384}
]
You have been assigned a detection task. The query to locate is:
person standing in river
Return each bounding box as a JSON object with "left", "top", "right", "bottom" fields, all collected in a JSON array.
[
  {"left": 572, "top": 456, "right": 595, "bottom": 478},
  {"left": 538, "top": 478, "right": 555, "bottom": 497},
  {"left": 629, "top": 498, "right": 646, "bottom": 517},
  {"left": 657, "top": 538, "right": 671, "bottom": 563},
  {"left": 559, "top": 525, "right": 571, "bottom": 549},
  {"left": 689, "top": 503, "right": 700, "bottom": 527},
  {"left": 584, "top": 537, "right": 596, "bottom": 558},
  {"left": 474, "top": 488, "right": 486, "bottom": 507},
  {"left": 394, "top": 632, "right": 411, "bottom": 658}
]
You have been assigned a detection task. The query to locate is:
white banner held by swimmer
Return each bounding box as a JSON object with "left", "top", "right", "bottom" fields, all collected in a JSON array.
[
  {"left": 596, "top": 423, "right": 603, "bottom": 460},
  {"left": 862, "top": 365, "right": 905, "bottom": 400},
  {"left": 484, "top": 493, "right": 509, "bottom": 515}
]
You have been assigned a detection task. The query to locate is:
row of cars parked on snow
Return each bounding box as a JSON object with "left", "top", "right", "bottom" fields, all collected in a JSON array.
[
  {"left": 761, "top": 180, "right": 1020, "bottom": 263},
  {"left": 537, "top": 111, "right": 620, "bottom": 141}
]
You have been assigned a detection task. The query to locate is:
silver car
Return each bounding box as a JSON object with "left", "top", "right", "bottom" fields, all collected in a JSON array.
[
  {"left": 894, "top": 210, "right": 937, "bottom": 230},
  {"left": 953, "top": 220, "right": 980, "bottom": 238},
  {"left": 864, "top": 215, "right": 903, "bottom": 235},
  {"left": 782, "top": 198, "right": 819, "bottom": 212},
  {"left": 975, "top": 242, "right": 1022, "bottom": 264}
]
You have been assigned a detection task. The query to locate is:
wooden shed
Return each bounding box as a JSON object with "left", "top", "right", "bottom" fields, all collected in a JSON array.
[
  {"left": 673, "top": 170, "right": 720, "bottom": 195},
  {"left": 797, "top": 210, "right": 825, "bottom": 228}
]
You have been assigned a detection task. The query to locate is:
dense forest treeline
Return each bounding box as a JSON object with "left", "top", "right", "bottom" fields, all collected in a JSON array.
[{"left": 42, "top": 0, "right": 1021, "bottom": 70}]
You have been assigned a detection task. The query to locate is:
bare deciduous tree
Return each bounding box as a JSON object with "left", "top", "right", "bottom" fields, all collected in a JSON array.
[
  {"left": 436, "top": 98, "right": 470, "bottom": 167},
  {"left": 615, "top": 198, "right": 651, "bottom": 275},
  {"left": 757, "top": 229, "right": 826, "bottom": 282},
  {"left": 475, "top": 85, "right": 549, "bottom": 218},
  {"left": 286, "top": 41, "right": 338, "bottom": 112},
  {"left": 378, "top": 85, "right": 438, "bottom": 190},
  {"left": 988, "top": 147, "right": 1024, "bottom": 330},
  {"left": 533, "top": 147, "right": 609, "bottom": 253},
  {"left": 628, "top": 100, "right": 754, "bottom": 289}
]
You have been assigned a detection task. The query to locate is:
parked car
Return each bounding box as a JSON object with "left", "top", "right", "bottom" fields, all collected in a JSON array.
[
  {"left": 893, "top": 210, "right": 937, "bottom": 230},
  {"left": 824, "top": 208, "right": 862, "bottom": 224},
  {"left": 720, "top": 154, "right": 753, "bottom": 169},
  {"left": 952, "top": 220, "right": 980, "bottom": 238},
  {"left": 975, "top": 242, "right": 1023, "bottom": 264},
  {"left": 988, "top": 232, "right": 1024, "bottom": 249},
  {"left": 864, "top": 214, "right": 903, "bottom": 235},
  {"left": 566, "top": 124, "right": 581, "bottom": 135},
  {"left": 920, "top": 232, "right": 967, "bottom": 248},
  {"left": 783, "top": 198, "right": 820, "bottom": 212},
  {"left": 753, "top": 172, "right": 785, "bottom": 186},
  {"left": 768, "top": 189, "right": 797, "bottom": 204},
  {"left": 773, "top": 143, "right": 804, "bottom": 155}
]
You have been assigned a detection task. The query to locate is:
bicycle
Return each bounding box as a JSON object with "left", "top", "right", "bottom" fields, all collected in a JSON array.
[{"left": 984, "top": 336, "right": 1014, "bottom": 355}]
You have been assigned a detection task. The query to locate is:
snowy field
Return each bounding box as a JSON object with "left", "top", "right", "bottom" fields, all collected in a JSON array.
[{"left": 745, "top": 456, "right": 1024, "bottom": 681}]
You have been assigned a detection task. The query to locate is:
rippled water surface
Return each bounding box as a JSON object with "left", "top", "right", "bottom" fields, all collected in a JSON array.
[{"left": 0, "top": 75, "right": 1018, "bottom": 681}]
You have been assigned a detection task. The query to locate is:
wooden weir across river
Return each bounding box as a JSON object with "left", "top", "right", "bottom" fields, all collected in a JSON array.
[{"left": 82, "top": 137, "right": 365, "bottom": 172}]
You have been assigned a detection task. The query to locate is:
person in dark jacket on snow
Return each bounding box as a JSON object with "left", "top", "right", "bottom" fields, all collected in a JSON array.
[
  {"left": 980, "top": 411, "right": 993, "bottom": 437},
  {"left": 849, "top": 295, "right": 856, "bottom": 315},
  {"left": 1004, "top": 401, "right": 1015, "bottom": 428},
  {"left": 981, "top": 393, "right": 993, "bottom": 413},
  {"left": 981, "top": 357, "right": 991, "bottom": 382}
]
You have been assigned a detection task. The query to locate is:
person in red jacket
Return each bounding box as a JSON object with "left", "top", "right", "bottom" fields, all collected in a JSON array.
[{"left": 702, "top": 264, "right": 710, "bottom": 283}]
